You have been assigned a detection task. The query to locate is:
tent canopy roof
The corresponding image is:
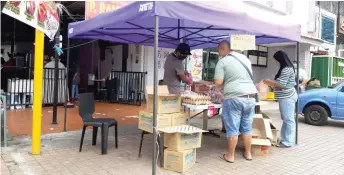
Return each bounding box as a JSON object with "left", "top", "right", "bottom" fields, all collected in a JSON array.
[{"left": 68, "top": 1, "right": 301, "bottom": 49}]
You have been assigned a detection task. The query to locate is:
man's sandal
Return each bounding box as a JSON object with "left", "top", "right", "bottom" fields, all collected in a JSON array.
[
  {"left": 243, "top": 154, "right": 252, "bottom": 161},
  {"left": 220, "top": 154, "right": 234, "bottom": 163}
]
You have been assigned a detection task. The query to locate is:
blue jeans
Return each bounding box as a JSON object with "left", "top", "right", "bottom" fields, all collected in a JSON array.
[
  {"left": 222, "top": 97, "right": 256, "bottom": 137},
  {"left": 72, "top": 83, "right": 78, "bottom": 99},
  {"left": 278, "top": 93, "right": 298, "bottom": 147}
]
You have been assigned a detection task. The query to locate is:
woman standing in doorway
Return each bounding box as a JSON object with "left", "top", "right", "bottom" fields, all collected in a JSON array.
[{"left": 263, "top": 50, "right": 298, "bottom": 148}]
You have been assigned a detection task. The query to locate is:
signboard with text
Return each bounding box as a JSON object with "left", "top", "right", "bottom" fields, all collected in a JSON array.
[
  {"left": 2, "top": 1, "right": 59, "bottom": 40},
  {"left": 85, "top": 1, "right": 132, "bottom": 20},
  {"left": 230, "top": 35, "right": 256, "bottom": 51}
]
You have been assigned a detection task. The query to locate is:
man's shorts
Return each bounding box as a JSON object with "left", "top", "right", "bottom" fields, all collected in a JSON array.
[{"left": 222, "top": 97, "right": 256, "bottom": 138}]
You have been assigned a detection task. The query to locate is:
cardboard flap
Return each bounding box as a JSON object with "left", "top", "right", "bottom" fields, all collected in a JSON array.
[
  {"left": 159, "top": 125, "right": 208, "bottom": 133},
  {"left": 252, "top": 118, "right": 273, "bottom": 140},
  {"left": 146, "top": 85, "right": 169, "bottom": 95},
  {"left": 269, "top": 122, "right": 277, "bottom": 130},
  {"left": 252, "top": 138, "right": 271, "bottom": 146},
  {"left": 254, "top": 114, "right": 263, "bottom": 118}
]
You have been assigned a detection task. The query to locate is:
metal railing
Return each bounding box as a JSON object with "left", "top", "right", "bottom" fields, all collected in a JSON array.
[
  {"left": 1, "top": 93, "right": 8, "bottom": 147},
  {"left": 1, "top": 66, "right": 67, "bottom": 109},
  {"left": 108, "top": 71, "right": 147, "bottom": 106}
]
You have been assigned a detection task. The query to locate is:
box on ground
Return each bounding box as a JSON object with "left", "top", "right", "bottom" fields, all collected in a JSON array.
[
  {"left": 252, "top": 118, "right": 272, "bottom": 155},
  {"left": 252, "top": 145, "right": 270, "bottom": 156},
  {"left": 252, "top": 117, "right": 273, "bottom": 140},
  {"left": 164, "top": 149, "right": 196, "bottom": 173},
  {"left": 259, "top": 113, "right": 280, "bottom": 146},
  {"left": 164, "top": 132, "right": 202, "bottom": 151},
  {"left": 146, "top": 86, "right": 181, "bottom": 114},
  {"left": 238, "top": 117, "right": 272, "bottom": 156},
  {"left": 160, "top": 125, "right": 207, "bottom": 151},
  {"left": 138, "top": 111, "right": 186, "bottom": 133}
]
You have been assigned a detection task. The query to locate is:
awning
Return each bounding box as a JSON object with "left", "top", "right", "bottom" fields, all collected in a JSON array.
[{"left": 68, "top": 1, "right": 301, "bottom": 49}]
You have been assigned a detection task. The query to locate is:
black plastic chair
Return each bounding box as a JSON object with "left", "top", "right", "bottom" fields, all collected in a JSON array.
[{"left": 78, "top": 93, "right": 118, "bottom": 154}]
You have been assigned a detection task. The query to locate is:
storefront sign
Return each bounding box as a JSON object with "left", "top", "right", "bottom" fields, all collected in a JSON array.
[
  {"left": 85, "top": 1, "right": 132, "bottom": 20},
  {"left": 230, "top": 35, "right": 256, "bottom": 51},
  {"left": 2, "top": 1, "right": 59, "bottom": 40}
]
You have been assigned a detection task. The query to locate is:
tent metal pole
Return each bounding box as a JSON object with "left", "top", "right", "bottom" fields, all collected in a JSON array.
[
  {"left": 295, "top": 42, "right": 300, "bottom": 144},
  {"left": 64, "top": 39, "right": 70, "bottom": 132},
  {"left": 152, "top": 15, "right": 159, "bottom": 175}
]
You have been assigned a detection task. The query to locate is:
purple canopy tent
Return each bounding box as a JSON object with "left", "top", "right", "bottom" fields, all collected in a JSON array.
[{"left": 66, "top": 1, "right": 301, "bottom": 174}]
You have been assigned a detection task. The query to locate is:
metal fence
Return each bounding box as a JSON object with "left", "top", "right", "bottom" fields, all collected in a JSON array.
[
  {"left": 1, "top": 66, "right": 67, "bottom": 109},
  {"left": 1, "top": 93, "right": 8, "bottom": 147},
  {"left": 108, "top": 71, "right": 147, "bottom": 106}
]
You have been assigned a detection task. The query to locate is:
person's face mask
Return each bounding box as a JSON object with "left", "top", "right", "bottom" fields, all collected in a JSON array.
[
  {"left": 179, "top": 55, "right": 188, "bottom": 60},
  {"left": 176, "top": 52, "right": 188, "bottom": 60}
]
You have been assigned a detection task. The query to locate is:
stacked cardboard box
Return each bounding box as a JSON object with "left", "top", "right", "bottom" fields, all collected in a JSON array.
[
  {"left": 160, "top": 125, "right": 207, "bottom": 173},
  {"left": 138, "top": 85, "right": 186, "bottom": 133}
]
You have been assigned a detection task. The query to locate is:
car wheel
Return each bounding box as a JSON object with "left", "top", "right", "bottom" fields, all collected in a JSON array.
[{"left": 304, "top": 105, "right": 328, "bottom": 126}]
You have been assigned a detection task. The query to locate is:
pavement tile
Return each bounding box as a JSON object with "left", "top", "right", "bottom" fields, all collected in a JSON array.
[{"left": 2, "top": 106, "right": 344, "bottom": 175}]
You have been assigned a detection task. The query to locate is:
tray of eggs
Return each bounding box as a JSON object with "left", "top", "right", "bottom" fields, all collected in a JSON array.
[{"left": 181, "top": 94, "right": 212, "bottom": 105}]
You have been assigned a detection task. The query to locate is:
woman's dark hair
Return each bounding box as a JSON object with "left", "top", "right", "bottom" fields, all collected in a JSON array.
[{"left": 274, "top": 50, "right": 294, "bottom": 80}]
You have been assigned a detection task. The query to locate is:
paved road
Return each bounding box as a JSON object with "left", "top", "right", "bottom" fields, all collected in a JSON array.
[{"left": 1, "top": 103, "right": 344, "bottom": 175}]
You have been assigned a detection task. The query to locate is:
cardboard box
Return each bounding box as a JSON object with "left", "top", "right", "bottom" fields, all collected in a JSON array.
[
  {"left": 138, "top": 111, "right": 187, "bottom": 133},
  {"left": 164, "top": 132, "right": 202, "bottom": 151},
  {"left": 252, "top": 118, "right": 273, "bottom": 140},
  {"left": 238, "top": 118, "right": 272, "bottom": 156},
  {"left": 164, "top": 149, "right": 196, "bottom": 173},
  {"left": 138, "top": 111, "right": 172, "bottom": 133},
  {"left": 171, "top": 113, "right": 187, "bottom": 126},
  {"left": 146, "top": 86, "right": 181, "bottom": 114},
  {"left": 251, "top": 118, "right": 272, "bottom": 156},
  {"left": 252, "top": 144, "right": 270, "bottom": 156},
  {"left": 160, "top": 125, "right": 206, "bottom": 151}
]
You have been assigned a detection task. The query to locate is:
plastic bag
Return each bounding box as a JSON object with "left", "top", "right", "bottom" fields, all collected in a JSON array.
[
  {"left": 204, "top": 88, "right": 224, "bottom": 104},
  {"left": 185, "top": 72, "right": 193, "bottom": 86}
]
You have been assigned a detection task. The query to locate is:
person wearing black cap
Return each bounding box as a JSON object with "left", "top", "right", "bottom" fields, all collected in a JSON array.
[{"left": 163, "top": 43, "right": 192, "bottom": 94}]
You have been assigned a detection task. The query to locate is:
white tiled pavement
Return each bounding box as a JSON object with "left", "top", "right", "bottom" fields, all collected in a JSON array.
[{"left": 2, "top": 102, "right": 344, "bottom": 175}]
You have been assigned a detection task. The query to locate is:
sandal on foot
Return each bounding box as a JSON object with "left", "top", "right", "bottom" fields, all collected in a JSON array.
[
  {"left": 220, "top": 154, "right": 234, "bottom": 163},
  {"left": 243, "top": 154, "right": 252, "bottom": 161}
]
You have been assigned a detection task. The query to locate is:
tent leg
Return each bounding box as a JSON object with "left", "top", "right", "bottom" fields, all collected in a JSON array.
[
  {"left": 64, "top": 39, "right": 70, "bottom": 132},
  {"left": 295, "top": 42, "right": 300, "bottom": 145},
  {"left": 152, "top": 15, "right": 159, "bottom": 175}
]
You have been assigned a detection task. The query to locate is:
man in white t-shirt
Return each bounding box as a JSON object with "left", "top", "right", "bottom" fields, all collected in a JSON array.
[{"left": 293, "top": 61, "right": 308, "bottom": 92}]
